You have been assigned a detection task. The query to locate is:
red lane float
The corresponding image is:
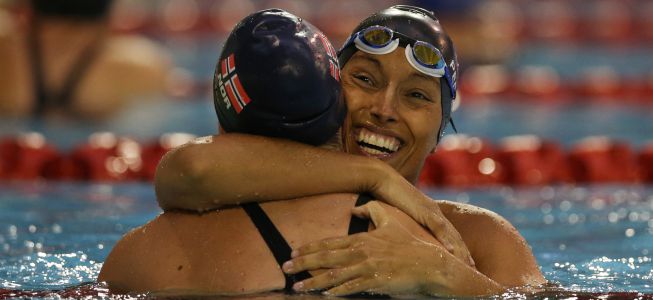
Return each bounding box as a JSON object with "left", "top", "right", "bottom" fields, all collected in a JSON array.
[
  {"left": 495, "top": 135, "right": 569, "bottom": 186},
  {"left": 567, "top": 136, "right": 640, "bottom": 183},
  {"left": 1, "top": 133, "right": 651, "bottom": 186},
  {"left": 44, "top": 133, "right": 142, "bottom": 181},
  {"left": 140, "top": 133, "right": 196, "bottom": 180},
  {"left": 420, "top": 135, "right": 649, "bottom": 187},
  {"left": 419, "top": 135, "right": 499, "bottom": 188},
  {"left": 638, "top": 142, "right": 653, "bottom": 183},
  {"left": 0, "top": 133, "right": 59, "bottom": 180},
  {"left": 100, "top": 1, "right": 650, "bottom": 42}
]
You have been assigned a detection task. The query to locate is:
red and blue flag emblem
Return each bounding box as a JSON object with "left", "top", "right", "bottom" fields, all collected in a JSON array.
[
  {"left": 220, "top": 54, "right": 251, "bottom": 114},
  {"left": 316, "top": 32, "right": 340, "bottom": 82}
]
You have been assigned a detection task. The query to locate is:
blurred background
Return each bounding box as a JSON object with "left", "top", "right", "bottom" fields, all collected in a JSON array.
[
  {"left": 3, "top": 2, "right": 653, "bottom": 295},
  {"left": 0, "top": 0, "right": 652, "bottom": 186}
]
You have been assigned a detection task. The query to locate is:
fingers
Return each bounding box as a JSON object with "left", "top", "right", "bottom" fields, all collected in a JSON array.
[
  {"left": 283, "top": 248, "right": 364, "bottom": 274},
  {"left": 351, "top": 201, "right": 390, "bottom": 229},
  {"left": 427, "top": 219, "right": 475, "bottom": 267},
  {"left": 424, "top": 215, "right": 455, "bottom": 252},
  {"left": 291, "top": 265, "right": 361, "bottom": 293},
  {"left": 291, "top": 235, "right": 354, "bottom": 258},
  {"left": 323, "top": 277, "right": 378, "bottom": 296}
]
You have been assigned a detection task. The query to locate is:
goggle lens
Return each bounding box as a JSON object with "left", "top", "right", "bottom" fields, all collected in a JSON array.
[
  {"left": 342, "top": 25, "right": 456, "bottom": 99},
  {"left": 412, "top": 41, "right": 443, "bottom": 67},
  {"left": 361, "top": 26, "right": 393, "bottom": 47}
]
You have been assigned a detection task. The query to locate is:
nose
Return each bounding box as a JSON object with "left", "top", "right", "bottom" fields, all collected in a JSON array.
[{"left": 369, "top": 87, "right": 399, "bottom": 123}]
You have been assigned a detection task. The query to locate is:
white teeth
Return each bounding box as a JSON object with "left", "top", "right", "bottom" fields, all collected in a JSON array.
[{"left": 355, "top": 128, "right": 401, "bottom": 154}]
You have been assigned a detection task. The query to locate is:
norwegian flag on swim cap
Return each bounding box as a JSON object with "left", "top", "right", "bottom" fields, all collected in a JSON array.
[
  {"left": 218, "top": 54, "right": 251, "bottom": 114},
  {"left": 212, "top": 9, "right": 345, "bottom": 146}
]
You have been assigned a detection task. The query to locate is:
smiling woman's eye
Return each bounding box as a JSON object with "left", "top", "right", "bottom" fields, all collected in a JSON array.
[
  {"left": 409, "top": 91, "right": 431, "bottom": 101},
  {"left": 353, "top": 74, "right": 374, "bottom": 86}
]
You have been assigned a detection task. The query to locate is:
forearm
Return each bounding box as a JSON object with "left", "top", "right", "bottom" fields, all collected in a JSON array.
[{"left": 155, "top": 134, "right": 392, "bottom": 211}]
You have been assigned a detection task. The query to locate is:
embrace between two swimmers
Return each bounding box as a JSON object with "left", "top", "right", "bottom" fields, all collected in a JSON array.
[{"left": 99, "top": 6, "right": 546, "bottom": 297}]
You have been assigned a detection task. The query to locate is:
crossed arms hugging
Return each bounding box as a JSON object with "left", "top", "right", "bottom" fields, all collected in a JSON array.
[{"left": 99, "top": 6, "right": 546, "bottom": 297}]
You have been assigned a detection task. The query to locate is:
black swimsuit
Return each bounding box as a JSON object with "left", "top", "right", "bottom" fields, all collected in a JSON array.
[
  {"left": 28, "top": 18, "right": 101, "bottom": 117},
  {"left": 242, "top": 193, "right": 374, "bottom": 293}
]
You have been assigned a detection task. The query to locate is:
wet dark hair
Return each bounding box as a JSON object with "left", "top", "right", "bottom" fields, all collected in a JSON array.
[{"left": 31, "top": 0, "right": 113, "bottom": 20}]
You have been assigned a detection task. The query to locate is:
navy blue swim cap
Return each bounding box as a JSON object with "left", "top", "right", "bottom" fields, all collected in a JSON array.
[
  {"left": 214, "top": 9, "right": 345, "bottom": 146},
  {"left": 338, "top": 5, "right": 459, "bottom": 141}
]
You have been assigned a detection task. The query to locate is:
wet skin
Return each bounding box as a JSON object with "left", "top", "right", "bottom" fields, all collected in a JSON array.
[
  {"left": 341, "top": 50, "right": 442, "bottom": 183},
  {"left": 125, "top": 42, "right": 545, "bottom": 296}
]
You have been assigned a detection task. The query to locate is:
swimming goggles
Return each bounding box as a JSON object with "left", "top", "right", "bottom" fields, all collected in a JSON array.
[{"left": 342, "top": 25, "right": 456, "bottom": 97}]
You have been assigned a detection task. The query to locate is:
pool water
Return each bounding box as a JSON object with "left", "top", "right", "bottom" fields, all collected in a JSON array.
[{"left": 1, "top": 182, "right": 652, "bottom": 298}]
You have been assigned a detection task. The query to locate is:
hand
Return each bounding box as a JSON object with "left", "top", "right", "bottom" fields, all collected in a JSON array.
[
  {"left": 373, "top": 174, "right": 474, "bottom": 267},
  {"left": 282, "top": 201, "right": 454, "bottom": 296},
  {"left": 403, "top": 198, "right": 475, "bottom": 268}
]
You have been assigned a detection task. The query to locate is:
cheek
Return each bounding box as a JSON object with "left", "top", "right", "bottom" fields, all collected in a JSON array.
[
  {"left": 405, "top": 108, "right": 441, "bottom": 149},
  {"left": 342, "top": 85, "right": 365, "bottom": 112}
]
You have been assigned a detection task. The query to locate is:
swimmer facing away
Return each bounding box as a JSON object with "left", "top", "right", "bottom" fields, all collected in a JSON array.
[
  {"left": 0, "top": 0, "right": 170, "bottom": 119},
  {"left": 100, "top": 8, "right": 545, "bottom": 297}
]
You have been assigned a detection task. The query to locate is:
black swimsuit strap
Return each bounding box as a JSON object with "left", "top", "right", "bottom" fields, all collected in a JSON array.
[
  {"left": 28, "top": 17, "right": 103, "bottom": 117},
  {"left": 243, "top": 193, "right": 387, "bottom": 297},
  {"left": 348, "top": 193, "right": 373, "bottom": 234},
  {"left": 28, "top": 18, "right": 48, "bottom": 116},
  {"left": 347, "top": 194, "right": 391, "bottom": 299},
  {"left": 241, "top": 202, "right": 312, "bottom": 292}
]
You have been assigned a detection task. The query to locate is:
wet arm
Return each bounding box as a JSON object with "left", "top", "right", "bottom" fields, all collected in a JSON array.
[
  {"left": 284, "top": 201, "right": 503, "bottom": 296},
  {"left": 439, "top": 201, "right": 547, "bottom": 288},
  {"left": 154, "top": 133, "right": 395, "bottom": 211}
]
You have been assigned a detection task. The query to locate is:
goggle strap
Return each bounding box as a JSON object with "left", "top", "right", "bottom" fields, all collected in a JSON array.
[{"left": 449, "top": 118, "right": 457, "bottom": 133}]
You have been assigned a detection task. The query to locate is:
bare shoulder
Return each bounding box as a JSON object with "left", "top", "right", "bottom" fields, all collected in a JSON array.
[
  {"left": 437, "top": 200, "right": 546, "bottom": 287},
  {"left": 435, "top": 200, "right": 519, "bottom": 247},
  {"left": 88, "top": 34, "right": 171, "bottom": 95},
  {"left": 103, "top": 35, "right": 171, "bottom": 69},
  {"left": 437, "top": 200, "right": 517, "bottom": 233},
  {"left": 98, "top": 214, "right": 192, "bottom": 293},
  {"left": 0, "top": 9, "right": 16, "bottom": 41}
]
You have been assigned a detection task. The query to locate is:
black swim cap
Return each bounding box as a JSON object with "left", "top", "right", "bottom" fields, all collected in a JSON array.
[
  {"left": 31, "top": 0, "right": 113, "bottom": 20},
  {"left": 338, "top": 5, "right": 459, "bottom": 141},
  {"left": 214, "top": 9, "right": 345, "bottom": 146}
]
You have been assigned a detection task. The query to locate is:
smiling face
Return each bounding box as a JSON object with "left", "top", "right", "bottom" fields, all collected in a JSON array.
[{"left": 341, "top": 50, "right": 443, "bottom": 183}]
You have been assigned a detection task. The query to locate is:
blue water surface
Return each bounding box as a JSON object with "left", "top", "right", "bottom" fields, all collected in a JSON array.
[{"left": 1, "top": 182, "right": 652, "bottom": 295}]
